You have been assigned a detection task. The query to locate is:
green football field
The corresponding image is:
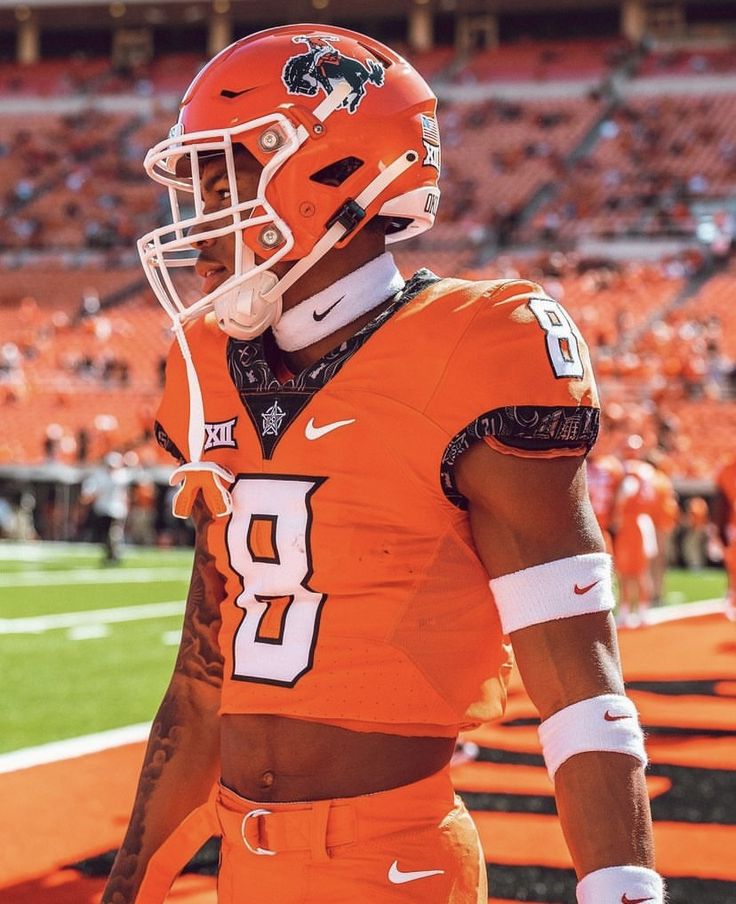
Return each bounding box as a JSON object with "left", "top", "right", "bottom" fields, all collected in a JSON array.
[{"left": 0, "top": 541, "right": 728, "bottom": 754}]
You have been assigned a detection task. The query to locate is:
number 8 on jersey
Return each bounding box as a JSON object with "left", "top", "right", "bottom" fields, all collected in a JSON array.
[
  {"left": 528, "top": 296, "right": 584, "bottom": 379},
  {"left": 227, "top": 475, "right": 327, "bottom": 686}
]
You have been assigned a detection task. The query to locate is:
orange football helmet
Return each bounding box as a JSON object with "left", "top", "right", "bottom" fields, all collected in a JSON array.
[{"left": 138, "top": 24, "right": 441, "bottom": 339}]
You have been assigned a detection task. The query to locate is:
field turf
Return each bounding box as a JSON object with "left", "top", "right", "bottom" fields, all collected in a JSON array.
[{"left": 0, "top": 541, "right": 728, "bottom": 753}]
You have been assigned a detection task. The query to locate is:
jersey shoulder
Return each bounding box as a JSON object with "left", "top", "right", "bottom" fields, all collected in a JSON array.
[
  {"left": 417, "top": 277, "right": 600, "bottom": 462},
  {"left": 411, "top": 276, "right": 548, "bottom": 319},
  {"left": 415, "top": 275, "right": 592, "bottom": 380}
]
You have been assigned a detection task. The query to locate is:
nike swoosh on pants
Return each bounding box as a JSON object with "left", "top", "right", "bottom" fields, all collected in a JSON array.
[{"left": 387, "top": 860, "right": 445, "bottom": 884}]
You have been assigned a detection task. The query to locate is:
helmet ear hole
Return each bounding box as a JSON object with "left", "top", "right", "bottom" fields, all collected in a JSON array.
[{"left": 309, "top": 157, "right": 364, "bottom": 187}]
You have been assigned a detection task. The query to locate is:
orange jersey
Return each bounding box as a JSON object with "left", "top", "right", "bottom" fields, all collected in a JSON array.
[
  {"left": 612, "top": 459, "right": 659, "bottom": 575},
  {"left": 156, "top": 273, "right": 600, "bottom": 737}
]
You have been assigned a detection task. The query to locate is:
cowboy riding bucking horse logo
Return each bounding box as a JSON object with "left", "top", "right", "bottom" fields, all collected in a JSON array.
[{"left": 282, "top": 35, "right": 384, "bottom": 113}]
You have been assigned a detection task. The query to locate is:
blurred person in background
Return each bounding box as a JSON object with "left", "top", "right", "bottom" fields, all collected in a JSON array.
[
  {"left": 680, "top": 496, "right": 711, "bottom": 571},
  {"left": 80, "top": 451, "right": 130, "bottom": 563},
  {"left": 646, "top": 451, "right": 679, "bottom": 606},
  {"left": 0, "top": 490, "right": 36, "bottom": 540},
  {"left": 126, "top": 477, "right": 158, "bottom": 547},
  {"left": 612, "top": 440, "right": 659, "bottom": 628}
]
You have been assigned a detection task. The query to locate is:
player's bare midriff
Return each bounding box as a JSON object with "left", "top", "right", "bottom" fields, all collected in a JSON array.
[{"left": 220, "top": 713, "right": 456, "bottom": 802}]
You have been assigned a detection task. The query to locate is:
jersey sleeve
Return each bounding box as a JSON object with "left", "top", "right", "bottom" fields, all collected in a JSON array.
[
  {"left": 154, "top": 333, "right": 190, "bottom": 464},
  {"left": 425, "top": 279, "right": 601, "bottom": 506}
]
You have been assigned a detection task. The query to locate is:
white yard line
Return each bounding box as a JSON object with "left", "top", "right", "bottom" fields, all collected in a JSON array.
[
  {"left": 0, "top": 600, "right": 184, "bottom": 634},
  {"left": 644, "top": 597, "right": 726, "bottom": 623},
  {"left": 0, "top": 541, "right": 189, "bottom": 561},
  {"left": 0, "top": 568, "right": 189, "bottom": 587},
  {"left": 0, "top": 723, "right": 152, "bottom": 774},
  {"left": 0, "top": 541, "right": 104, "bottom": 560}
]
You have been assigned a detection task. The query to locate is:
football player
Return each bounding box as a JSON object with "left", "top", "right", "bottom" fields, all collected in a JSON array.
[
  {"left": 611, "top": 454, "right": 659, "bottom": 628},
  {"left": 102, "top": 24, "right": 662, "bottom": 904},
  {"left": 646, "top": 451, "right": 679, "bottom": 607}
]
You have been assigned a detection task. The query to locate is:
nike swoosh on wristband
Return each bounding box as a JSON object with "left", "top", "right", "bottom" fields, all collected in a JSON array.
[
  {"left": 604, "top": 711, "right": 633, "bottom": 722},
  {"left": 388, "top": 861, "right": 445, "bottom": 884},
  {"left": 304, "top": 417, "right": 355, "bottom": 440},
  {"left": 621, "top": 895, "right": 654, "bottom": 904},
  {"left": 574, "top": 580, "right": 600, "bottom": 595},
  {"left": 312, "top": 295, "right": 344, "bottom": 322}
]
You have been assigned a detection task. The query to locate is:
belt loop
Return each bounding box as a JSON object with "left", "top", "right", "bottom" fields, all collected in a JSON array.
[{"left": 309, "top": 800, "right": 331, "bottom": 863}]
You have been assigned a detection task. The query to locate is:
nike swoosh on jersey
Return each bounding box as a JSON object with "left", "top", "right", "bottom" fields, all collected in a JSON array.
[
  {"left": 604, "top": 710, "right": 633, "bottom": 721},
  {"left": 312, "top": 295, "right": 344, "bottom": 322},
  {"left": 621, "top": 895, "right": 654, "bottom": 904},
  {"left": 574, "top": 580, "right": 600, "bottom": 594},
  {"left": 304, "top": 417, "right": 356, "bottom": 440},
  {"left": 387, "top": 861, "right": 445, "bottom": 884}
]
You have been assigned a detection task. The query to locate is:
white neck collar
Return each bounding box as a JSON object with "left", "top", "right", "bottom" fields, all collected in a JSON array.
[{"left": 270, "top": 252, "right": 405, "bottom": 352}]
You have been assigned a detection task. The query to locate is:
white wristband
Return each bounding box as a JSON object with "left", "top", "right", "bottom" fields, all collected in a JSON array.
[
  {"left": 577, "top": 865, "right": 664, "bottom": 903},
  {"left": 489, "top": 553, "right": 615, "bottom": 634},
  {"left": 538, "top": 693, "right": 647, "bottom": 780}
]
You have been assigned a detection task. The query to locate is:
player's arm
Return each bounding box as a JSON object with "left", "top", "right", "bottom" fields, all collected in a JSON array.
[
  {"left": 455, "top": 443, "right": 662, "bottom": 903},
  {"left": 101, "top": 500, "right": 223, "bottom": 904}
]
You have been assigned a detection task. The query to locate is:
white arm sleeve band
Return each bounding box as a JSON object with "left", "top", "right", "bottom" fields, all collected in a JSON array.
[
  {"left": 577, "top": 865, "right": 665, "bottom": 903},
  {"left": 489, "top": 553, "right": 615, "bottom": 634},
  {"left": 538, "top": 693, "right": 647, "bottom": 781}
]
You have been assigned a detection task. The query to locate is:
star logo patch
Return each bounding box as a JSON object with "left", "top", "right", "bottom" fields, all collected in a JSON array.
[{"left": 261, "top": 400, "right": 287, "bottom": 436}]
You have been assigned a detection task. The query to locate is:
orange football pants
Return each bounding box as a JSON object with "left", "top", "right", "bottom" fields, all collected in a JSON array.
[{"left": 214, "top": 766, "right": 487, "bottom": 903}]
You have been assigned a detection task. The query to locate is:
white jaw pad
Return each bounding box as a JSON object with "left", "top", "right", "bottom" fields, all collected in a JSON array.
[
  {"left": 489, "top": 553, "right": 615, "bottom": 634},
  {"left": 538, "top": 693, "right": 647, "bottom": 781}
]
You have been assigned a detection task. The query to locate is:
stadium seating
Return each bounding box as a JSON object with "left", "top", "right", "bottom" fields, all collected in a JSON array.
[
  {"left": 439, "top": 96, "right": 604, "bottom": 224},
  {"left": 2, "top": 35, "right": 736, "bottom": 487},
  {"left": 636, "top": 45, "right": 736, "bottom": 78},
  {"left": 455, "top": 38, "right": 628, "bottom": 83},
  {"left": 523, "top": 93, "right": 736, "bottom": 242},
  {"left": 0, "top": 57, "right": 109, "bottom": 96}
]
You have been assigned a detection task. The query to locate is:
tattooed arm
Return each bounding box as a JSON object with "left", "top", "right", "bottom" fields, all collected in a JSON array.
[{"left": 101, "top": 501, "right": 224, "bottom": 904}]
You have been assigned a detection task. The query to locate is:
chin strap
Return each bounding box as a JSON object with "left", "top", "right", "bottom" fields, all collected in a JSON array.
[
  {"left": 165, "top": 319, "right": 234, "bottom": 520},
  {"left": 271, "top": 252, "right": 404, "bottom": 352},
  {"left": 169, "top": 461, "right": 235, "bottom": 519}
]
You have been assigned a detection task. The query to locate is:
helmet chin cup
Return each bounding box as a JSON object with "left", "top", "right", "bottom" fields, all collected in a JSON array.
[{"left": 214, "top": 269, "right": 281, "bottom": 340}]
